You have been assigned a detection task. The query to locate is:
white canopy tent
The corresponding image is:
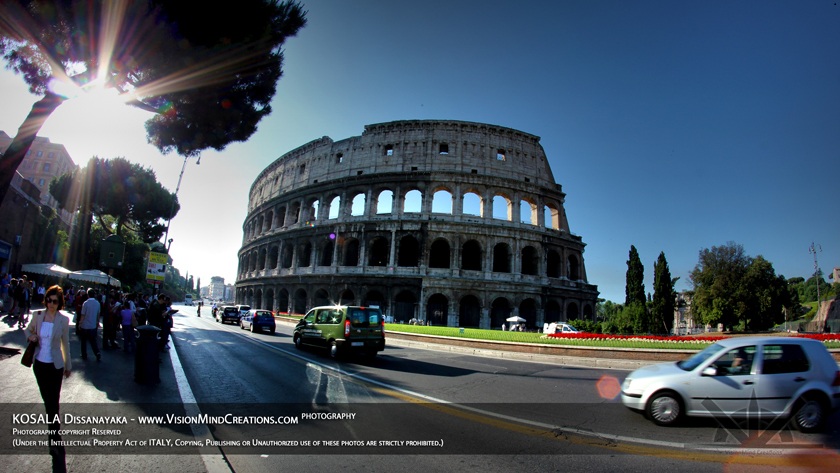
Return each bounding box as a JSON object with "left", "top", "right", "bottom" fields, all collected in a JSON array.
[
  {"left": 68, "top": 269, "right": 121, "bottom": 288},
  {"left": 21, "top": 263, "right": 73, "bottom": 278}
]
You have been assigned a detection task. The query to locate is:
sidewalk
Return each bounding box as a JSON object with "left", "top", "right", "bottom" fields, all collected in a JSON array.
[{"left": 0, "top": 306, "right": 214, "bottom": 472}]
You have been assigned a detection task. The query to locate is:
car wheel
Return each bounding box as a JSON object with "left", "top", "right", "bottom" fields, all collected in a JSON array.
[
  {"left": 329, "top": 341, "right": 339, "bottom": 359},
  {"left": 250, "top": 324, "right": 255, "bottom": 333},
  {"left": 646, "top": 391, "right": 683, "bottom": 426},
  {"left": 792, "top": 394, "right": 827, "bottom": 433},
  {"left": 293, "top": 334, "right": 303, "bottom": 350},
  {"left": 270, "top": 328, "right": 275, "bottom": 335}
]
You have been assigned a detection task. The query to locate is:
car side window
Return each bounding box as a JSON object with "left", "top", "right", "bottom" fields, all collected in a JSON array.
[
  {"left": 714, "top": 345, "right": 756, "bottom": 376},
  {"left": 761, "top": 344, "right": 810, "bottom": 374},
  {"left": 304, "top": 311, "right": 316, "bottom": 323}
]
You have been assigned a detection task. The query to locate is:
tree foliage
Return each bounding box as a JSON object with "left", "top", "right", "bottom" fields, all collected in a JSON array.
[
  {"left": 0, "top": 0, "right": 307, "bottom": 203},
  {"left": 51, "top": 157, "right": 178, "bottom": 243},
  {"left": 651, "top": 252, "right": 675, "bottom": 334},
  {"left": 625, "top": 245, "right": 645, "bottom": 306},
  {"left": 690, "top": 242, "right": 792, "bottom": 331}
]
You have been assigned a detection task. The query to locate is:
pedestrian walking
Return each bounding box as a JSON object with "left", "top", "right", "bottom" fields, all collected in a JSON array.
[
  {"left": 120, "top": 303, "right": 138, "bottom": 353},
  {"left": 77, "top": 288, "right": 102, "bottom": 361},
  {"left": 24, "top": 285, "right": 71, "bottom": 473}
]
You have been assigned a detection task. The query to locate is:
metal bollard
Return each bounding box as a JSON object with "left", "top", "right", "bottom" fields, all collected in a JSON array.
[{"left": 134, "top": 325, "right": 161, "bottom": 384}]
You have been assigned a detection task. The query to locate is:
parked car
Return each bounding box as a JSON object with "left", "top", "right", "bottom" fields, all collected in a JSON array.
[
  {"left": 240, "top": 309, "right": 276, "bottom": 334},
  {"left": 236, "top": 304, "right": 251, "bottom": 319},
  {"left": 293, "top": 305, "right": 385, "bottom": 358},
  {"left": 555, "top": 323, "right": 579, "bottom": 333},
  {"left": 217, "top": 305, "right": 240, "bottom": 325},
  {"left": 621, "top": 336, "right": 840, "bottom": 432}
]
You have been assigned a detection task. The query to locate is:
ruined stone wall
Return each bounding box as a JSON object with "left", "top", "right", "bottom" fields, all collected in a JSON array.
[{"left": 237, "top": 120, "right": 598, "bottom": 329}]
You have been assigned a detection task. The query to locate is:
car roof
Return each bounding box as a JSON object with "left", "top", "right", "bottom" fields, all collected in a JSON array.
[{"left": 714, "top": 336, "right": 822, "bottom": 348}]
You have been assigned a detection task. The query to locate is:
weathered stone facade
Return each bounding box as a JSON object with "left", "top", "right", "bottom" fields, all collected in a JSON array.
[{"left": 236, "top": 120, "right": 598, "bottom": 329}]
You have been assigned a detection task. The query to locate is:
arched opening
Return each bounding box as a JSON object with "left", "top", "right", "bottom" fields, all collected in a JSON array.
[
  {"left": 461, "top": 240, "right": 482, "bottom": 271},
  {"left": 404, "top": 189, "right": 422, "bottom": 213},
  {"left": 376, "top": 190, "right": 393, "bottom": 214},
  {"left": 547, "top": 250, "right": 561, "bottom": 278},
  {"left": 432, "top": 189, "right": 453, "bottom": 214},
  {"left": 427, "top": 294, "right": 449, "bottom": 326},
  {"left": 342, "top": 238, "right": 360, "bottom": 266},
  {"left": 520, "top": 298, "right": 538, "bottom": 328},
  {"left": 314, "top": 289, "right": 330, "bottom": 307},
  {"left": 351, "top": 193, "right": 366, "bottom": 216},
  {"left": 462, "top": 192, "right": 482, "bottom": 216},
  {"left": 567, "top": 254, "right": 580, "bottom": 280},
  {"left": 397, "top": 235, "right": 420, "bottom": 267},
  {"left": 429, "top": 239, "right": 451, "bottom": 269},
  {"left": 521, "top": 246, "right": 539, "bottom": 275},
  {"left": 368, "top": 237, "right": 389, "bottom": 266},
  {"left": 339, "top": 289, "right": 355, "bottom": 305},
  {"left": 545, "top": 299, "right": 562, "bottom": 322},
  {"left": 298, "top": 242, "right": 312, "bottom": 267},
  {"left": 293, "top": 289, "right": 307, "bottom": 315},
  {"left": 459, "top": 295, "right": 481, "bottom": 327},
  {"left": 394, "top": 291, "right": 417, "bottom": 322},
  {"left": 490, "top": 298, "right": 512, "bottom": 328},
  {"left": 492, "top": 243, "right": 511, "bottom": 273}
]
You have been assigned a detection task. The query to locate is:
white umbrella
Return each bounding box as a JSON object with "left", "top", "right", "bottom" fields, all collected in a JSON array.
[
  {"left": 21, "top": 263, "right": 73, "bottom": 278},
  {"left": 506, "top": 316, "right": 526, "bottom": 323},
  {"left": 68, "top": 269, "right": 121, "bottom": 287}
]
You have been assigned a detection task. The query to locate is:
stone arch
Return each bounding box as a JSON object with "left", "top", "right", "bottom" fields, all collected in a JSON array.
[
  {"left": 339, "top": 289, "right": 355, "bottom": 305},
  {"left": 519, "top": 298, "right": 538, "bottom": 328},
  {"left": 397, "top": 235, "right": 421, "bottom": 267},
  {"left": 363, "top": 290, "right": 387, "bottom": 313},
  {"left": 492, "top": 242, "right": 511, "bottom": 273},
  {"left": 566, "top": 301, "right": 580, "bottom": 320},
  {"left": 342, "top": 238, "right": 360, "bottom": 266},
  {"left": 459, "top": 295, "right": 482, "bottom": 327},
  {"left": 461, "top": 240, "right": 482, "bottom": 271},
  {"left": 492, "top": 194, "right": 512, "bottom": 221},
  {"left": 432, "top": 188, "right": 453, "bottom": 214},
  {"left": 293, "top": 289, "right": 307, "bottom": 315},
  {"left": 462, "top": 191, "right": 482, "bottom": 216},
  {"left": 545, "top": 299, "right": 562, "bottom": 322},
  {"left": 567, "top": 254, "right": 581, "bottom": 280},
  {"left": 277, "top": 288, "right": 290, "bottom": 314},
  {"left": 376, "top": 189, "right": 394, "bottom": 214},
  {"left": 521, "top": 245, "right": 539, "bottom": 275},
  {"left": 298, "top": 241, "right": 312, "bottom": 267},
  {"left": 426, "top": 293, "right": 448, "bottom": 326},
  {"left": 318, "top": 239, "right": 334, "bottom": 266},
  {"left": 314, "top": 288, "right": 331, "bottom": 307},
  {"left": 394, "top": 290, "right": 417, "bottom": 322},
  {"left": 547, "top": 249, "right": 561, "bottom": 278},
  {"left": 403, "top": 189, "right": 422, "bottom": 213},
  {"left": 490, "top": 297, "right": 512, "bottom": 328},
  {"left": 368, "top": 236, "right": 389, "bottom": 266},
  {"left": 428, "top": 238, "right": 451, "bottom": 269}
]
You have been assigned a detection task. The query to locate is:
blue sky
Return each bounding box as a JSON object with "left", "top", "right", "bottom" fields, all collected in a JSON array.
[{"left": 2, "top": 0, "right": 838, "bottom": 303}]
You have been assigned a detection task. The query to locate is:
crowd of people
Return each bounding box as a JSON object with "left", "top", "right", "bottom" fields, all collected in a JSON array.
[{"left": 4, "top": 272, "right": 178, "bottom": 473}]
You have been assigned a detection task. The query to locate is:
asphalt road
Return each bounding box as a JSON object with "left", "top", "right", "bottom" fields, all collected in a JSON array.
[{"left": 169, "top": 304, "right": 840, "bottom": 472}]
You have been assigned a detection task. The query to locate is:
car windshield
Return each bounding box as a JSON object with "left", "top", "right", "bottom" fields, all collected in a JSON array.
[
  {"left": 348, "top": 308, "right": 383, "bottom": 327},
  {"left": 677, "top": 342, "right": 726, "bottom": 371},
  {"left": 255, "top": 312, "right": 272, "bottom": 319}
]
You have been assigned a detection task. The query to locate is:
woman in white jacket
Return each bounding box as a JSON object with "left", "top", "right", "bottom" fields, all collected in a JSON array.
[{"left": 25, "top": 284, "right": 71, "bottom": 472}]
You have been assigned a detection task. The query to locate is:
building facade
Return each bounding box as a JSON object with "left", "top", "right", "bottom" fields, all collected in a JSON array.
[
  {"left": 0, "top": 131, "right": 77, "bottom": 227},
  {"left": 236, "top": 120, "right": 599, "bottom": 329}
]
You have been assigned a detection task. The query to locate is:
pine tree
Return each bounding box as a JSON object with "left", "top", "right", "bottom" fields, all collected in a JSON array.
[
  {"left": 651, "top": 252, "right": 675, "bottom": 334},
  {"left": 625, "top": 245, "right": 645, "bottom": 306}
]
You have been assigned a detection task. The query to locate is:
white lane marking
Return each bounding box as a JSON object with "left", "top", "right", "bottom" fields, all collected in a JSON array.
[{"left": 168, "top": 336, "right": 232, "bottom": 473}]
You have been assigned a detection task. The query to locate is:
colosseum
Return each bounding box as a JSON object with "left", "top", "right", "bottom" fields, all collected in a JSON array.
[{"left": 236, "top": 120, "right": 599, "bottom": 329}]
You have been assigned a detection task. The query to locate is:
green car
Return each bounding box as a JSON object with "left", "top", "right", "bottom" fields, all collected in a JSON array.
[{"left": 293, "top": 306, "right": 385, "bottom": 358}]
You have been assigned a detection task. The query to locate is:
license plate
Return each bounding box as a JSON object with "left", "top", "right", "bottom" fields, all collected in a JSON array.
[{"left": 351, "top": 342, "right": 364, "bottom": 347}]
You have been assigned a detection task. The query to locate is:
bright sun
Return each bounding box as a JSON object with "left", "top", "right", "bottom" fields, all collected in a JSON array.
[{"left": 41, "top": 80, "right": 154, "bottom": 157}]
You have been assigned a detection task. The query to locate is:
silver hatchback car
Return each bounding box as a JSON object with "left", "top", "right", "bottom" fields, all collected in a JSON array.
[{"left": 621, "top": 336, "right": 840, "bottom": 432}]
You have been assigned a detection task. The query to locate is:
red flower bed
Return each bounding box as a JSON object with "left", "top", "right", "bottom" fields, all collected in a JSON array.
[{"left": 545, "top": 333, "right": 727, "bottom": 343}]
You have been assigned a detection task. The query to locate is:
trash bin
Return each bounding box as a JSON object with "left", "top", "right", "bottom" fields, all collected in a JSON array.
[{"left": 135, "top": 325, "right": 160, "bottom": 385}]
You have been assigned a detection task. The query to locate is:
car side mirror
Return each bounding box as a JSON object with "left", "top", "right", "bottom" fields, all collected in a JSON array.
[{"left": 701, "top": 366, "right": 718, "bottom": 377}]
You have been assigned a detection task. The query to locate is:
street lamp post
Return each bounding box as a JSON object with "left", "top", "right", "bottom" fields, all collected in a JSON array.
[{"left": 162, "top": 155, "right": 200, "bottom": 250}]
